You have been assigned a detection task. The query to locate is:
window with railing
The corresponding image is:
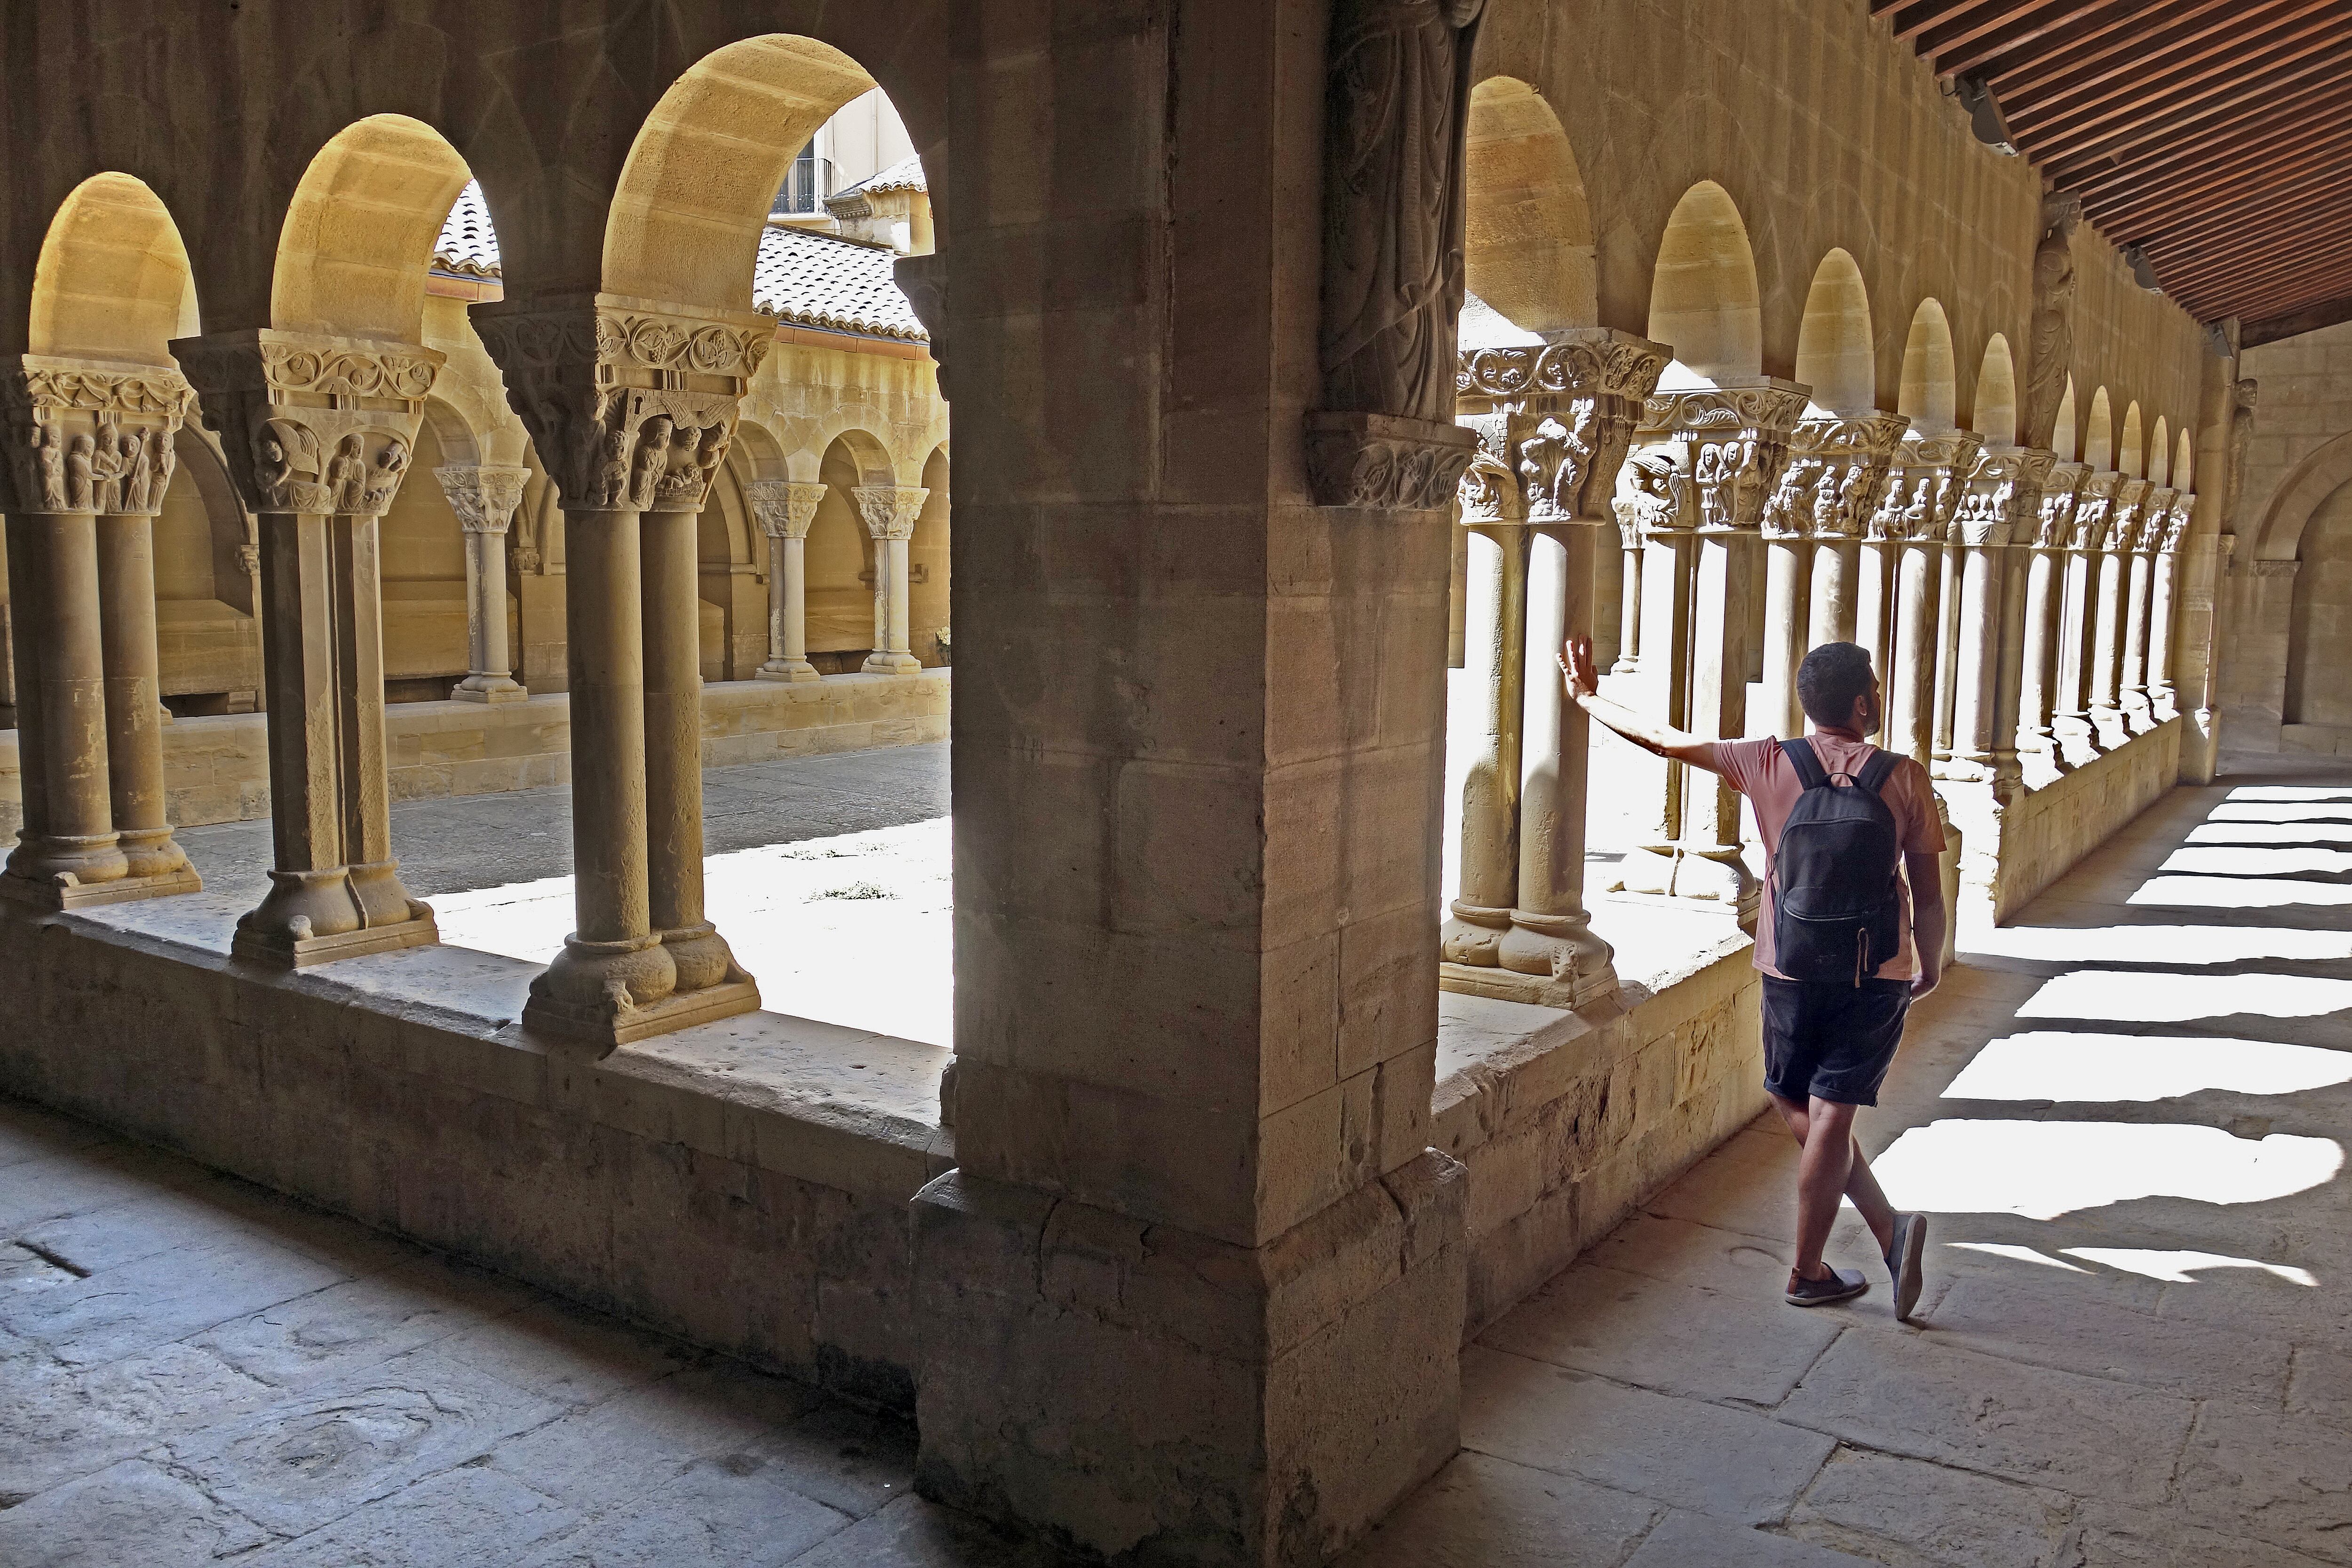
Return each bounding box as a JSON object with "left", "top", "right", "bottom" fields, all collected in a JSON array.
[{"left": 771, "top": 144, "right": 835, "bottom": 218}]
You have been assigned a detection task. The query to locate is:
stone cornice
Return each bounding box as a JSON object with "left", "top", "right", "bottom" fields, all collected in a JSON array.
[
  {"left": 747, "top": 478, "right": 827, "bottom": 539},
  {"left": 1455, "top": 330, "right": 1669, "bottom": 408},
  {"left": 1303, "top": 410, "right": 1478, "bottom": 512},
  {"left": 0, "top": 354, "right": 198, "bottom": 517}
]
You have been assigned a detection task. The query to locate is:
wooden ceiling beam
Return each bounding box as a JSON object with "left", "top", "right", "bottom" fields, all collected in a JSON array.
[
  {"left": 2163, "top": 225, "right": 2352, "bottom": 301},
  {"left": 1912, "top": 0, "right": 2038, "bottom": 56},
  {"left": 2121, "top": 159, "right": 2352, "bottom": 254},
  {"left": 2242, "top": 295, "right": 2352, "bottom": 350},
  {"left": 2010, "top": 4, "right": 2347, "bottom": 144},
  {"left": 1959, "top": 3, "right": 2163, "bottom": 88},
  {"left": 2078, "top": 109, "right": 2352, "bottom": 212},
  {"left": 1993, "top": 0, "right": 2274, "bottom": 106},
  {"left": 2044, "top": 53, "right": 2351, "bottom": 175},
  {"left": 1890, "top": 0, "right": 1996, "bottom": 40},
  {"left": 2049, "top": 78, "right": 2352, "bottom": 191}
]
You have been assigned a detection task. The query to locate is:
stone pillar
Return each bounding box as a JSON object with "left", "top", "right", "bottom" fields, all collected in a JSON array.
[
  {"left": 1445, "top": 331, "right": 1665, "bottom": 1005},
  {"left": 1440, "top": 452, "right": 1525, "bottom": 968},
  {"left": 749, "top": 478, "right": 826, "bottom": 682},
  {"left": 2053, "top": 470, "right": 2117, "bottom": 765},
  {"left": 175, "top": 331, "right": 442, "bottom": 963},
  {"left": 2090, "top": 478, "right": 2148, "bottom": 750},
  {"left": 1878, "top": 431, "right": 1982, "bottom": 768},
  {"left": 2150, "top": 493, "right": 2192, "bottom": 720},
  {"left": 1611, "top": 510, "right": 1642, "bottom": 674},
  {"left": 1654, "top": 378, "right": 1808, "bottom": 924},
  {"left": 1941, "top": 446, "right": 2050, "bottom": 782},
  {"left": 0, "top": 358, "right": 205, "bottom": 908},
  {"left": 440, "top": 464, "right": 530, "bottom": 703},
  {"left": 855, "top": 486, "right": 927, "bottom": 674},
  {"left": 2120, "top": 484, "right": 2169, "bottom": 732},
  {"left": 2018, "top": 462, "right": 2085, "bottom": 772},
  {"left": 1758, "top": 465, "right": 1811, "bottom": 740},
  {"left": 1790, "top": 411, "right": 1906, "bottom": 662},
  {"left": 472, "top": 296, "right": 772, "bottom": 1043},
  {"left": 1931, "top": 524, "right": 1963, "bottom": 768},
  {"left": 1610, "top": 443, "right": 1694, "bottom": 895}
]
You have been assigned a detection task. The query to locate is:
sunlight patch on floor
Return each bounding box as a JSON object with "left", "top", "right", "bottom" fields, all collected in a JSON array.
[
  {"left": 1947, "top": 1242, "right": 2091, "bottom": 1273},
  {"left": 2130, "top": 874, "right": 2352, "bottom": 908},
  {"left": 2060, "top": 1248, "right": 2319, "bottom": 1286},
  {"left": 2017, "top": 968, "right": 2352, "bottom": 1022},
  {"left": 1943, "top": 1031, "right": 2352, "bottom": 1102},
  {"left": 1871, "top": 1119, "right": 2343, "bottom": 1219},
  {"left": 433, "top": 818, "right": 954, "bottom": 1046},
  {"left": 2187, "top": 820, "right": 2352, "bottom": 846},
  {"left": 2160, "top": 845, "right": 2352, "bottom": 876},
  {"left": 2225, "top": 786, "right": 2352, "bottom": 803},
  {"left": 1961, "top": 924, "right": 2352, "bottom": 966},
  {"left": 2208, "top": 801, "right": 2352, "bottom": 824}
]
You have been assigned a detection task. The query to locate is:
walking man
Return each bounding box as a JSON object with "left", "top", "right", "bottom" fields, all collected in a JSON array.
[{"left": 1559, "top": 635, "right": 1942, "bottom": 1319}]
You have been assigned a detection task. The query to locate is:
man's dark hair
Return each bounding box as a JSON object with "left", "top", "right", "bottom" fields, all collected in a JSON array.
[{"left": 1796, "top": 642, "right": 1875, "bottom": 726}]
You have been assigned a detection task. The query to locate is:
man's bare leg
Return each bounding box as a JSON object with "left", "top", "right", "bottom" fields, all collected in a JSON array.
[{"left": 1769, "top": 1091, "right": 1897, "bottom": 1273}]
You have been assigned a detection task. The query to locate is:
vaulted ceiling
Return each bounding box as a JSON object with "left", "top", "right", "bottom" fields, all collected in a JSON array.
[{"left": 1876, "top": 0, "right": 2352, "bottom": 346}]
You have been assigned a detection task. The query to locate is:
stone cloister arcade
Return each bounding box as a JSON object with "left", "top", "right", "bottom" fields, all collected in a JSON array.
[{"left": 0, "top": 2, "right": 2268, "bottom": 1564}]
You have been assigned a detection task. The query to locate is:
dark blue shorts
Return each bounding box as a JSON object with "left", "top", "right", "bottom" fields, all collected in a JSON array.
[{"left": 1761, "top": 976, "right": 1912, "bottom": 1106}]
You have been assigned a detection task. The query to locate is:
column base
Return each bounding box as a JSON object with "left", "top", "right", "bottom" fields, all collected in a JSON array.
[
  {"left": 2052, "top": 716, "right": 2104, "bottom": 769},
  {"left": 1609, "top": 844, "right": 1679, "bottom": 896},
  {"left": 0, "top": 862, "right": 202, "bottom": 911},
  {"left": 2090, "top": 707, "right": 2133, "bottom": 751},
  {"left": 1670, "top": 845, "right": 1760, "bottom": 931},
  {"left": 3, "top": 832, "right": 130, "bottom": 898},
  {"left": 522, "top": 970, "right": 761, "bottom": 1049},
  {"left": 1438, "top": 901, "right": 1511, "bottom": 966},
  {"left": 755, "top": 660, "right": 822, "bottom": 684},
  {"left": 451, "top": 675, "right": 530, "bottom": 703},
  {"left": 861, "top": 651, "right": 924, "bottom": 675},
  {"left": 232, "top": 908, "right": 438, "bottom": 968},
  {"left": 1494, "top": 910, "right": 1619, "bottom": 1007},
  {"left": 912, "top": 1153, "right": 1466, "bottom": 1567},
  {"left": 1440, "top": 960, "right": 1619, "bottom": 1011}
]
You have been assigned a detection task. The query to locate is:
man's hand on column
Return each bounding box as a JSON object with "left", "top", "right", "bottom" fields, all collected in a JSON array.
[{"left": 1558, "top": 634, "right": 1602, "bottom": 702}]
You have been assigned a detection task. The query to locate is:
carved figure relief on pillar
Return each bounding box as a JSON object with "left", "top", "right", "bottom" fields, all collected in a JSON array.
[
  {"left": 2024, "top": 191, "right": 2080, "bottom": 451},
  {"left": 0, "top": 360, "right": 196, "bottom": 521},
  {"left": 1306, "top": 0, "right": 1485, "bottom": 509}
]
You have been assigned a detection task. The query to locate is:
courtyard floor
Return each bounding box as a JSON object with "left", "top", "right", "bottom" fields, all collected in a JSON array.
[{"left": 2, "top": 743, "right": 2346, "bottom": 1564}]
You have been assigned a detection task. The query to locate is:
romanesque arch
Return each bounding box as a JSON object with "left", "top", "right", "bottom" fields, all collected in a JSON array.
[
  {"left": 2253, "top": 430, "right": 2352, "bottom": 563},
  {"left": 30, "top": 174, "right": 198, "bottom": 364},
  {"left": 1897, "top": 298, "right": 1957, "bottom": 433},
  {"left": 1462, "top": 76, "right": 1594, "bottom": 333},
  {"left": 2084, "top": 385, "right": 2114, "bottom": 469},
  {"left": 1794, "top": 248, "right": 1875, "bottom": 414},
  {"left": 2120, "top": 400, "right": 2145, "bottom": 477},
  {"left": 1648, "top": 181, "right": 1761, "bottom": 382},
  {"left": 1973, "top": 334, "right": 2017, "bottom": 444},
  {"left": 272, "top": 115, "right": 474, "bottom": 342},
  {"left": 2151, "top": 415, "right": 2171, "bottom": 484},
  {"left": 2052, "top": 375, "right": 2078, "bottom": 460}
]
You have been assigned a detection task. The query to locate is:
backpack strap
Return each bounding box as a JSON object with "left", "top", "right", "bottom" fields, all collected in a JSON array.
[
  {"left": 1853, "top": 746, "right": 1901, "bottom": 797},
  {"left": 1779, "top": 737, "right": 1832, "bottom": 790}
]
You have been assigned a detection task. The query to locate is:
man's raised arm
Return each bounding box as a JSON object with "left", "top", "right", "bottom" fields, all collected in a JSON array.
[{"left": 1557, "top": 635, "right": 1724, "bottom": 774}]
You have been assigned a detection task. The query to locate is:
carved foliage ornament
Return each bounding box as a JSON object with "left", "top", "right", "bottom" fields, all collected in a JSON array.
[
  {"left": 746, "top": 478, "right": 828, "bottom": 540},
  {"left": 173, "top": 330, "right": 443, "bottom": 517},
  {"left": 1308, "top": 410, "right": 1478, "bottom": 511},
  {"left": 1456, "top": 332, "right": 1669, "bottom": 525},
  {"left": 0, "top": 358, "right": 196, "bottom": 517},
  {"left": 851, "top": 485, "right": 928, "bottom": 541},
  {"left": 434, "top": 465, "right": 530, "bottom": 534}
]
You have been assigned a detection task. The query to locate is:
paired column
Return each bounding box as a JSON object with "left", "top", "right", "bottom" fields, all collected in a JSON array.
[
  {"left": 1443, "top": 331, "right": 1666, "bottom": 1008},
  {"left": 1793, "top": 411, "right": 1907, "bottom": 662},
  {"left": 1611, "top": 510, "right": 1642, "bottom": 675},
  {"left": 749, "top": 478, "right": 826, "bottom": 682},
  {"left": 1613, "top": 445, "right": 1693, "bottom": 895},
  {"left": 175, "top": 330, "right": 442, "bottom": 963},
  {"left": 1939, "top": 446, "right": 2051, "bottom": 783},
  {"left": 2017, "top": 463, "right": 2086, "bottom": 772},
  {"left": 2089, "top": 478, "right": 2149, "bottom": 750},
  {"left": 1878, "top": 432, "right": 1981, "bottom": 769},
  {"left": 2148, "top": 493, "right": 2193, "bottom": 721},
  {"left": 2052, "top": 470, "right": 2117, "bottom": 765},
  {"left": 474, "top": 295, "right": 774, "bottom": 1044},
  {"left": 1, "top": 357, "right": 201, "bottom": 909},
  {"left": 854, "top": 485, "right": 928, "bottom": 673},
  {"left": 1756, "top": 465, "right": 1811, "bottom": 740},
  {"left": 439, "top": 464, "right": 531, "bottom": 703},
  {"left": 2120, "top": 485, "right": 2169, "bottom": 732}
]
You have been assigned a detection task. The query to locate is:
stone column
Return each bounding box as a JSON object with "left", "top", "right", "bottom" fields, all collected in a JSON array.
[
  {"left": 1447, "top": 331, "right": 1665, "bottom": 1005},
  {"left": 2149, "top": 493, "right": 2192, "bottom": 720},
  {"left": 1610, "top": 442, "right": 1694, "bottom": 896},
  {"left": 1878, "top": 431, "right": 1982, "bottom": 768},
  {"left": 749, "top": 478, "right": 826, "bottom": 682},
  {"left": 472, "top": 296, "right": 773, "bottom": 1043},
  {"left": 1757, "top": 464, "right": 1812, "bottom": 740},
  {"left": 2089, "top": 478, "right": 2148, "bottom": 750},
  {"left": 1611, "top": 509, "right": 1642, "bottom": 674},
  {"left": 2053, "top": 470, "right": 2117, "bottom": 765},
  {"left": 2120, "top": 484, "right": 2169, "bottom": 732},
  {"left": 1439, "top": 447, "right": 1525, "bottom": 968},
  {"left": 855, "top": 486, "right": 927, "bottom": 674},
  {"left": 2018, "top": 462, "right": 2085, "bottom": 772},
  {"left": 439, "top": 464, "right": 530, "bottom": 702},
  {"left": 1791, "top": 411, "right": 1906, "bottom": 661},
  {"left": 1653, "top": 378, "right": 1809, "bottom": 925},
  {"left": 175, "top": 330, "right": 443, "bottom": 963},
  {"left": 1854, "top": 495, "right": 1898, "bottom": 737},
  {"left": 0, "top": 358, "right": 206, "bottom": 907},
  {"left": 1941, "top": 446, "right": 2050, "bottom": 781},
  {"left": 1931, "top": 523, "right": 1963, "bottom": 769}
]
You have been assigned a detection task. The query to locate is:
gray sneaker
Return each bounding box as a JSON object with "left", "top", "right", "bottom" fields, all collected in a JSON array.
[
  {"left": 1785, "top": 1266, "right": 1869, "bottom": 1307},
  {"left": 1886, "top": 1212, "right": 1929, "bottom": 1321}
]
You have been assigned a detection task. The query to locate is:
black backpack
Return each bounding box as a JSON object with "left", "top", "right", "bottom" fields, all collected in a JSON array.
[{"left": 1772, "top": 738, "right": 1904, "bottom": 986}]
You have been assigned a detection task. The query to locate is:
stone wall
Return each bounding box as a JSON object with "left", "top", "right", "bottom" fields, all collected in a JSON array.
[
  {"left": 0, "top": 897, "right": 953, "bottom": 1407},
  {"left": 0, "top": 671, "right": 950, "bottom": 838},
  {"left": 1956, "top": 719, "right": 2183, "bottom": 925}
]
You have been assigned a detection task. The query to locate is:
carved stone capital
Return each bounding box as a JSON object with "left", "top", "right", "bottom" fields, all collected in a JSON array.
[
  {"left": 1954, "top": 445, "right": 2055, "bottom": 548},
  {"left": 2033, "top": 461, "right": 2089, "bottom": 549},
  {"left": 1871, "top": 429, "right": 1984, "bottom": 543},
  {"left": 172, "top": 329, "right": 443, "bottom": 517},
  {"left": 434, "top": 464, "right": 530, "bottom": 534},
  {"left": 1613, "top": 442, "right": 1694, "bottom": 540},
  {"left": 2107, "top": 477, "right": 2155, "bottom": 552},
  {"left": 1641, "top": 377, "right": 1809, "bottom": 532},
  {"left": 748, "top": 478, "right": 828, "bottom": 540},
  {"left": 852, "top": 484, "right": 927, "bottom": 540},
  {"left": 1456, "top": 436, "right": 1521, "bottom": 525},
  {"left": 2068, "top": 470, "right": 2122, "bottom": 551},
  {"left": 471, "top": 293, "right": 775, "bottom": 515},
  {"left": 1304, "top": 410, "right": 1478, "bottom": 511},
  {"left": 2136, "top": 487, "right": 2176, "bottom": 554},
  {"left": 1455, "top": 328, "right": 1669, "bottom": 525},
  {"left": 1772, "top": 410, "right": 1909, "bottom": 541},
  {"left": 2157, "top": 493, "right": 2193, "bottom": 555},
  {"left": 0, "top": 355, "right": 199, "bottom": 517}
]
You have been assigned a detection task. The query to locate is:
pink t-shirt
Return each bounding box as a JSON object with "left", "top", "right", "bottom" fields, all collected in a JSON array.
[{"left": 1712, "top": 732, "right": 1947, "bottom": 982}]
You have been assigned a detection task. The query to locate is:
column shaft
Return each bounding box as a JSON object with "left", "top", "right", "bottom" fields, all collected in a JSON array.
[
  {"left": 1617, "top": 526, "right": 1692, "bottom": 893},
  {"left": 1890, "top": 539, "right": 1939, "bottom": 766},
  {"left": 1948, "top": 538, "right": 2002, "bottom": 774},
  {"left": 1931, "top": 537, "right": 1963, "bottom": 764},
  {"left": 0, "top": 510, "right": 128, "bottom": 898},
  {"left": 2019, "top": 547, "right": 2064, "bottom": 765},
  {"left": 2121, "top": 547, "right": 2155, "bottom": 728},
  {"left": 94, "top": 514, "right": 194, "bottom": 884},
  {"left": 1759, "top": 530, "right": 1806, "bottom": 739},
  {"left": 2090, "top": 546, "right": 2128, "bottom": 744},
  {"left": 1440, "top": 525, "right": 1523, "bottom": 963},
  {"left": 1677, "top": 524, "right": 1757, "bottom": 918},
  {"left": 1855, "top": 536, "right": 1894, "bottom": 723},
  {"left": 2150, "top": 547, "right": 2182, "bottom": 718},
  {"left": 1807, "top": 537, "right": 1851, "bottom": 652},
  {"left": 1991, "top": 542, "right": 2028, "bottom": 787},
  {"left": 1613, "top": 530, "right": 1642, "bottom": 674}
]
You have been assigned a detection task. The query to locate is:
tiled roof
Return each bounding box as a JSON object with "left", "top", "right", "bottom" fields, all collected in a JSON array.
[
  {"left": 752, "top": 226, "right": 927, "bottom": 343},
  {"left": 430, "top": 180, "right": 926, "bottom": 345},
  {"left": 432, "top": 181, "right": 501, "bottom": 279},
  {"left": 841, "top": 154, "right": 926, "bottom": 198}
]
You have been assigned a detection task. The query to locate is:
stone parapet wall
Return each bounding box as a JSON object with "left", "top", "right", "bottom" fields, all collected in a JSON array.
[
  {"left": 0, "top": 896, "right": 953, "bottom": 1409},
  {"left": 0, "top": 671, "right": 950, "bottom": 838},
  {"left": 1950, "top": 719, "right": 2184, "bottom": 925},
  {"left": 1433, "top": 916, "right": 1763, "bottom": 1336}
]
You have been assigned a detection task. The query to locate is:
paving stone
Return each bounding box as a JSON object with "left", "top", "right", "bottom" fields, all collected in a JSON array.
[
  {"left": 511, "top": 1453, "right": 852, "bottom": 1566},
  {"left": 1775, "top": 1331, "right": 2195, "bottom": 1506},
  {"left": 1480, "top": 1262, "right": 1842, "bottom": 1406},
  {"left": 434, "top": 1294, "right": 699, "bottom": 1408},
  {"left": 785, "top": 1493, "right": 1079, "bottom": 1567},
  {"left": 0, "top": 1241, "right": 85, "bottom": 1301},
  {"left": 1337, "top": 1450, "right": 1658, "bottom": 1568},
  {"left": 1460, "top": 1345, "right": 1836, "bottom": 1524},
  {"left": 242, "top": 1464, "right": 579, "bottom": 1567},
  {"left": 1783, "top": 1445, "right": 2082, "bottom": 1568},
  {"left": 196, "top": 1253, "right": 540, "bottom": 1390},
  {"left": 0, "top": 1457, "right": 274, "bottom": 1568},
  {"left": 5, "top": 1233, "right": 350, "bottom": 1368},
  {"left": 1908, "top": 1271, "right": 2294, "bottom": 1402},
  {"left": 1619, "top": 1510, "right": 1880, "bottom": 1567},
  {"left": 0, "top": 1098, "right": 112, "bottom": 1170},
  {"left": 16, "top": 1183, "right": 285, "bottom": 1275},
  {"left": 0, "top": 1143, "right": 208, "bottom": 1234},
  {"left": 2075, "top": 1502, "right": 2341, "bottom": 1567},
  {"left": 2163, "top": 1398, "right": 2352, "bottom": 1563},
  {"left": 738, "top": 1389, "right": 919, "bottom": 1518},
  {"left": 0, "top": 1340, "right": 279, "bottom": 1500},
  {"left": 487, "top": 1367, "right": 803, "bottom": 1507},
  {"left": 2287, "top": 1343, "right": 2352, "bottom": 1429},
  {"left": 159, "top": 1346, "right": 567, "bottom": 1538}
]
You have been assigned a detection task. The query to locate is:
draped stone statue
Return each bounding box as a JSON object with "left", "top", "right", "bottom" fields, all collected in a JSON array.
[
  {"left": 2227, "top": 378, "right": 2258, "bottom": 526},
  {"left": 2025, "top": 191, "right": 2080, "bottom": 450}
]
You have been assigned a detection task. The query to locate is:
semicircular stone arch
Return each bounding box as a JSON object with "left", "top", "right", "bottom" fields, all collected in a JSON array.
[
  {"left": 1897, "top": 299, "right": 1957, "bottom": 434},
  {"left": 2119, "top": 401, "right": 2145, "bottom": 478},
  {"left": 1462, "top": 76, "right": 1595, "bottom": 334},
  {"left": 30, "top": 173, "right": 198, "bottom": 365},
  {"left": 1972, "top": 334, "right": 2018, "bottom": 445},
  {"left": 1647, "top": 180, "right": 1761, "bottom": 385},
  {"left": 271, "top": 114, "right": 474, "bottom": 342},
  {"left": 2084, "top": 386, "right": 2114, "bottom": 470},
  {"left": 1793, "top": 248, "right": 1875, "bottom": 415}
]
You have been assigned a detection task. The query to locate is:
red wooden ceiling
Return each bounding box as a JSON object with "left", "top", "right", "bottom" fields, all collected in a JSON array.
[{"left": 1875, "top": 0, "right": 2352, "bottom": 341}]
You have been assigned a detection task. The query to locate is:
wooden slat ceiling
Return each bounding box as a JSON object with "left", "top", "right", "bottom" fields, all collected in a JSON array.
[{"left": 1875, "top": 0, "right": 2352, "bottom": 342}]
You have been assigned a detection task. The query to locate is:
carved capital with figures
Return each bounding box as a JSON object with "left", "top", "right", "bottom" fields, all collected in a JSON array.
[
  {"left": 2033, "top": 462, "right": 2089, "bottom": 549},
  {"left": 851, "top": 484, "right": 927, "bottom": 541},
  {"left": 434, "top": 464, "right": 530, "bottom": 535},
  {"left": 1455, "top": 329, "right": 1669, "bottom": 525},
  {"left": 2068, "top": 469, "right": 2122, "bottom": 551},
  {"left": 747, "top": 478, "right": 828, "bottom": 540},
  {"left": 0, "top": 355, "right": 199, "bottom": 517},
  {"left": 1782, "top": 411, "right": 1909, "bottom": 541},
  {"left": 2106, "top": 477, "right": 2154, "bottom": 553},
  {"left": 1953, "top": 445, "right": 2055, "bottom": 549},
  {"left": 1870, "top": 429, "right": 1984, "bottom": 544},
  {"left": 172, "top": 329, "right": 443, "bottom": 517},
  {"left": 1639, "top": 376, "right": 1808, "bottom": 533}
]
